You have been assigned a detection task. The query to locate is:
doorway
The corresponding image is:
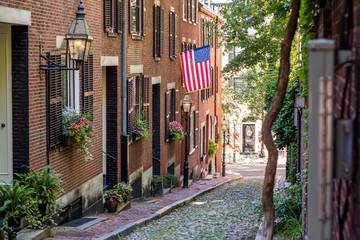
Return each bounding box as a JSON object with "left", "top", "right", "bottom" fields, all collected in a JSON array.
[
  {"left": 0, "top": 23, "right": 12, "bottom": 184},
  {"left": 152, "top": 84, "right": 161, "bottom": 176}
]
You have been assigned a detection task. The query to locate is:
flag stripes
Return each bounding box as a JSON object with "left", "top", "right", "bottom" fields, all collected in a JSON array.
[{"left": 180, "top": 45, "right": 211, "bottom": 93}]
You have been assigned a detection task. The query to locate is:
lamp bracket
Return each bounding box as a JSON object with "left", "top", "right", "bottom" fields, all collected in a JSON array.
[{"left": 39, "top": 54, "right": 79, "bottom": 71}]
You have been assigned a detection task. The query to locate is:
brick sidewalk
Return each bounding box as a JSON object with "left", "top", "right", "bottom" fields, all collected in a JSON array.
[{"left": 46, "top": 175, "right": 241, "bottom": 240}]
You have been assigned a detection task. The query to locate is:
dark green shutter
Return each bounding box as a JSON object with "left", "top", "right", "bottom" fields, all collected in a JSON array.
[
  {"left": 153, "top": 5, "right": 158, "bottom": 57},
  {"left": 117, "top": 0, "right": 122, "bottom": 33},
  {"left": 104, "top": 0, "right": 111, "bottom": 31},
  {"left": 142, "top": 75, "right": 150, "bottom": 127}
]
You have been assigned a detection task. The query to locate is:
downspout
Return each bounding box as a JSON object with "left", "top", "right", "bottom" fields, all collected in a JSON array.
[{"left": 122, "top": 0, "right": 127, "bottom": 134}]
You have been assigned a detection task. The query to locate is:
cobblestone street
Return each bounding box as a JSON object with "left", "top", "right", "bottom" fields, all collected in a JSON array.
[{"left": 124, "top": 179, "right": 263, "bottom": 240}]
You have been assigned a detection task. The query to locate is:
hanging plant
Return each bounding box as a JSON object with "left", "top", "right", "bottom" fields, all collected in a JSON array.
[{"left": 168, "top": 121, "right": 184, "bottom": 141}]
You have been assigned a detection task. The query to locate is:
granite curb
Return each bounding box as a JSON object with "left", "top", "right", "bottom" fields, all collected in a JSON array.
[{"left": 95, "top": 176, "right": 243, "bottom": 240}]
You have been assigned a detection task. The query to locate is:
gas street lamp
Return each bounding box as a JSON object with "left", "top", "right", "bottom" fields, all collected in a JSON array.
[
  {"left": 182, "top": 94, "right": 192, "bottom": 188},
  {"left": 222, "top": 119, "right": 229, "bottom": 177}
]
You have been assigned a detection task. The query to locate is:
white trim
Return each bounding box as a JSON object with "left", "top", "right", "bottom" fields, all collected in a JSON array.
[
  {"left": 152, "top": 76, "right": 161, "bottom": 85},
  {"left": 0, "top": 24, "right": 12, "bottom": 184},
  {"left": 0, "top": 6, "right": 31, "bottom": 26},
  {"left": 167, "top": 82, "right": 175, "bottom": 90},
  {"left": 101, "top": 56, "right": 119, "bottom": 67},
  {"left": 129, "top": 65, "right": 143, "bottom": 74}
]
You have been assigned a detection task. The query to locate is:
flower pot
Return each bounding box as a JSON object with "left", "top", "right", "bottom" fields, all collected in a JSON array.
[
  {"left": 62, "top": 136, "right": 75, "bottom": 146},
  {"left": 105, "top": 197, "right": 119, "bottom": 213}
]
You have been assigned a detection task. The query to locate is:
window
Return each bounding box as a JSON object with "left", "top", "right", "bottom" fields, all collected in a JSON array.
[
  {"left": 129, "top": 0, "right": 146, "bottom": 37},
  {"left": 169, "top": 11, "right": 177, "bottom": 59},
  {"left": 104, "top": 0, "right": 122, "bottom": 35},
  {"left": 194, "top": 111, "right": 199, "bottom": 148},
  {"left": 183, "top": 0, "right": 197, "bottom": 24},
  {"left": 127, "top": 75, "right": 150, "bottom": 138},
  {"left": 201, "top": 66, "right": 213, "bottom": 101},
  {"left": 153, "top": 4, "right": 164, "bottom": 58},
  {"left": 165, "top": 89, "right": 179, "bottom": 142},
  {"left": 200, "top": 124, "right": 206, "bottom": 160},
  {"left": 47, "top": 52, "right": 93, "bottom": 149},
  {"left": 189, "top": 111, "right": 194, "bottom": 152}
]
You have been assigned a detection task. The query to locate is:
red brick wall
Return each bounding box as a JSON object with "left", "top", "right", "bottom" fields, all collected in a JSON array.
[
  {"left": 315, "top": 0, "right": 360, "bottom": 239},
  {"left": 1, "top": 0, "right": 105, "bottom": 198}
]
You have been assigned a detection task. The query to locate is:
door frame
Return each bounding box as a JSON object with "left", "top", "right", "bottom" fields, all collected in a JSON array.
[{"left": 0, "top": 23, "right": 12, "bottom": 184}]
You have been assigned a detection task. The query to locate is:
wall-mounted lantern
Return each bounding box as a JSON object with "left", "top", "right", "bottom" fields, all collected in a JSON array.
[{"left": 40, "top": 0, "right": 93, "bottom": 70}]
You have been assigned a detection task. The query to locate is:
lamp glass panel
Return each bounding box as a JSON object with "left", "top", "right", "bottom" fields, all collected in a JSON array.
[{"left": 68, "top": 39, "right": 86, "bottom": 61}]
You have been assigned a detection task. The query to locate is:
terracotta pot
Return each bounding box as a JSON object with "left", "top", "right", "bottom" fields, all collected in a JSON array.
[{"left": 105, "top": 197, "right": 118, "bottom": 212}]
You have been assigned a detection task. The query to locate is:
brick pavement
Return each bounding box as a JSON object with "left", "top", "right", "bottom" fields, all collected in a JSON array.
[{"left": 47, "top": 175, "right": 241, "bottom": 240}]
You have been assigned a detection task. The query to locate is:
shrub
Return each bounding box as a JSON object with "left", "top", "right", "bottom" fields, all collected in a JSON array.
[{"left": 208, "top": 139, "right": 218, "bottom": 156}]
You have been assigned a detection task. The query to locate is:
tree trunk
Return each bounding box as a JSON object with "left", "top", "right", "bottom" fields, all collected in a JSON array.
[{"left": 261, "top": 0, "right": 300, "bottom": 239}]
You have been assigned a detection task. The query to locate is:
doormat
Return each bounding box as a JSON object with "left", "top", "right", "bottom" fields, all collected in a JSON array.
[{"left": 61, "top": 217, "right": 107, "bottom": 229}]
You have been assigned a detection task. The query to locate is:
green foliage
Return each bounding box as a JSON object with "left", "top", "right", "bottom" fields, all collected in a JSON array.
[
  {"left": 152, "top": 175, "right": 163, "bottom": 192},
  {"left": 15, "top": 166, "right": 64, "bottom": 228},
  {"left": 208, "top": 139, "right": 218, "bottom": 156},
  {"left": 0, "top": 182, "right": 34, "bottom": 237},
  {"left": 264, "top": 77, "right": 298, "bottom": 150},
  {"left": 62, "top": 107, "right": 94, "bottom": 161},
  {"left": 253, "top": 184, "right": 303, "bottom": 238},
  {"left": 163, "top": 174, "right": 178, "bottom": 186},
  {"left": 133, "top": 109, "right": 150, "bottom": 140},
  {"left": 104, "top": 182, "right": 133, "bottom": 202},
  {"left": 287, "top": 143, "right": 298, "bottom": 184}
]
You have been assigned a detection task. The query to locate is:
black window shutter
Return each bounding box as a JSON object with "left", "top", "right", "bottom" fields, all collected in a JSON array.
[
  {"left": 142, "top": 75, "right": 150, "bottom": 127},
  {"left": 142, "top": 0, "right": 146, "bottom": 35},
  {"left": 129, "top": 0, "right": 134, "bottom": 33},
  {"left": 83, "top": 55, "right": 94, "bottom": 115},
  {"left": 195, "top": 0, "right": 198, "bottom": 24},
  {"left": 127, "top": 77, "right": 135, "bottom": 136},
  {"left": 104, "top": 0, "right": 111, "bottom": 31},
  {"left": 160, "top": 8, "right": 164, "bottom": 57},
  {"left": 48, "top": 52, "right": 62, "bottom": 149},
  {"left": 153, "top": 5, "right": 158, "bottom": 57},
  {"left": 216, "top": 66, "right": 218, "bottom": 93},
  {"left": 165, "top": 91, "right": 171, "bottom": 142},
  {"left": 174, "top": 89, "right": 179, "bottom": 122},
  {"left": 201, "top": 89, "right": 205, "bottom": 101},
  {"left": 191, "top": 0, "right": 195, "bottom": 22},
  {"left": 174, "top": 14, "right": 177, "bottom": 56},
  {"left": 194, "top": 111, "right": 199, "bottom": 148},
  {"left": 211, "top": 66, "right": 214, "bottom": 97},
  {"left": 169, "top": 12, "right": 174, "bottom": 58},
  {"left": 201, "top": 19, "right": 204, "bottom": 46},
  {"left": 117, "top": 0, "right": 122, "bottom": 33}
]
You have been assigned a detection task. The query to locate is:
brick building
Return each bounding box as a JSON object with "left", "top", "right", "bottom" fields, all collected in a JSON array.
[
  {"left": 0, "top": 0, "right": 222, "bottom": 222},
  {"left": 304, "top": 0, "right": 360, "bottom": 239}
]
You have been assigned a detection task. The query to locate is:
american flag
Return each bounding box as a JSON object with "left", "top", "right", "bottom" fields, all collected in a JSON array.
[{"left": 180, "top": 45, "right": 211, "bottom": 93}]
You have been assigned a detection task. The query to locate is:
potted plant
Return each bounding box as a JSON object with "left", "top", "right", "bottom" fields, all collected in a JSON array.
[
  {"left": 15, "top": 166, "right": 63, "bottom": 228},
  {"left": 0, "top": 182, "right": 34, "bottom": 239},
  {"left": 104, "top": 182, "right": 132, "bottom": 213},
  {"left": 163, "top": 174, "right": 178, "bottom": 188},
  {"left": 151, "top": 175, "right": 164, "bottom": 195},
  {"left": 208, "top": 139, "right": 218, "bottom": 157},
  {"left": 132, "top": 110, "right": 150, "bottom": 141},
  {"left": 168, "top": 121, "right": 184, "bottom": 141},
  {"left": 62, "top": 107, "right": 94, "bottom": 161}
]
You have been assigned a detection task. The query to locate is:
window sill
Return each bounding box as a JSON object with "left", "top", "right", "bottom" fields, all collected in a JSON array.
[
  {"left": 107, "top": 32, "right": 119, "bottom": 38},
  {"left": 200, "top": 154, "right": 206, "bottom": 161},
  {"left": 170, "top": 56, "right": 176, "bottom": 61},
  {"left": 154, "top": 57, "right": 161, "bottom": 62},
  {"left": 131, "top": 34, "right": 144, "bottom": 40},
  {"left": 189, "top": 148, "right": 195, "bottom": 156}
]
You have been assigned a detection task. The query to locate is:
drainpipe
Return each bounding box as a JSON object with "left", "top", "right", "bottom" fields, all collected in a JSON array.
[{"left": 122, "top": 0, "right": 127, "bottom": 134}]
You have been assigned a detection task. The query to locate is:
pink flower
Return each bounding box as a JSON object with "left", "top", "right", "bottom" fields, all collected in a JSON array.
[{"left": 69, "top": 118, "right": 72, "bottom": 121}]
